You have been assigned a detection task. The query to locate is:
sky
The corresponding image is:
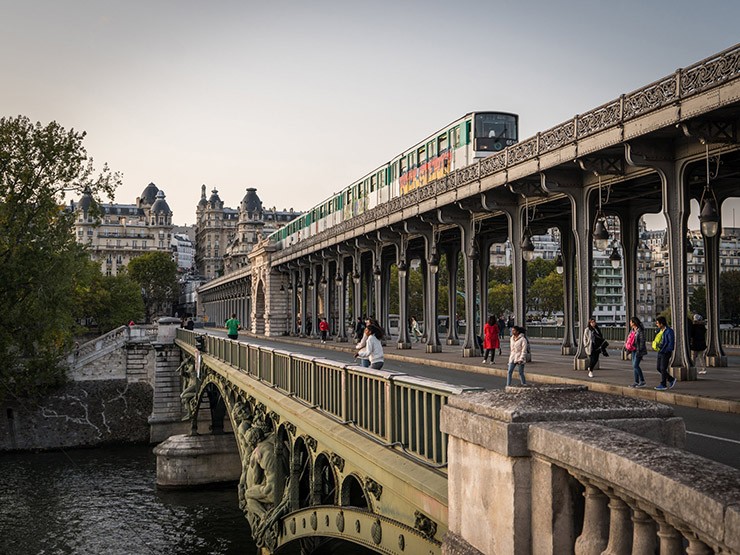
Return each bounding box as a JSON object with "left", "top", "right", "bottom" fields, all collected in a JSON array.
[{"left": 2, "top": 0, "right": 739, "bottom": 228}]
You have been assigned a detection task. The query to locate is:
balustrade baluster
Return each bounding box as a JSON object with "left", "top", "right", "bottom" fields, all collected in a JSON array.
[
  {"left": 655, "top": 517, "right": 684, "bottom": 555},
  {"left": 685, "top": 536, "right": 712, "bottom": 555},
  {"left": 630, "top": 508, "right": 656, "bottom": 555},
  {"left": 601, "top": 496, "right": 632, "bottom": 555},
  {"left": 575, "top": 485, "right": 609, "bottom": 555}
]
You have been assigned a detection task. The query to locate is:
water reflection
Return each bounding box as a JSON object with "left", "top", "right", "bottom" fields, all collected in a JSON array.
[{"left": 0, "top": 445, "right": 256, "bottom": 555}]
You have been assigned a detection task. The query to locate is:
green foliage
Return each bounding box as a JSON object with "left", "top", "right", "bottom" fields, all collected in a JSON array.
[
  {"left": 128, "top": 251, "right": 179, "bottom": 322},
  {"left": 0, "top": 115, "right": 121, "bottom": 400},
  {"left": 489, "top": 265, "right": 512, "bottom": 285},
  {"left": 689, "top": 285, "right": 707, "bottom": 319},
  {"left": 70, "top": 260, "right": 144, "bottom": 333},
  {"left": 720, "top": 270, "right": 740, "bottom": 322},
  {"left": 488, "top": 282, "right": 513, "bottom": 317},
  {"left": 529, "top": 271, "right": 564, "bottom": 316},
  {"left": 526, "top": 258, "right": 557, "bottom": 290}
]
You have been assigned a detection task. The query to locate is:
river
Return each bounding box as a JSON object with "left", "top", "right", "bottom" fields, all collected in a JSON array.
[{"left": 0, "top": 444, "right": 259, "bottom": 555}]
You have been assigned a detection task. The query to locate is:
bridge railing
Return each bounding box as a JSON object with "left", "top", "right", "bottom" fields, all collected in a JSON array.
[
  {"left": 528, "top": 421, "right": 740, "bottom": 554},
  {"left": 176, "top": 329, "right": 481, "bottom": 467}
]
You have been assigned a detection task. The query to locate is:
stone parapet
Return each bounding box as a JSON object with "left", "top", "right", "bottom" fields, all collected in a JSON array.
[{"left": 440, "top": 385, "right": 689, "bottom": 555}]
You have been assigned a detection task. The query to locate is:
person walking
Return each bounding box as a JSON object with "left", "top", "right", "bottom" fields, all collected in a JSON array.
[
  {"left": 318, "top": 317, "right": 329, "bottom": 343},
  {"left": 506, "top": 326, "right": 528, "bottom": 386},
  {"left": 497, "top": 316, "right": 505, "bottom": 354},
  {"left": 482, "top": 316, "right": 500, "bottom": 364},
  {"left": 654, "top": 316, "right": 677, "bottom": 391},
  {"left": 625, "top": 317, "right": 647, "bottom": 387},
  {"left": 410, "top": 317, "right": 422, "bottom": 343},
  {"left": 583, "top": 317, "right": 604, "bottom": 378},
  {"left": 225, "top": 313, "right": 240, "bottom": 340},
  {"left": 690, "top": 314, "right": 708, "bottom": 375},
  {"left": 356, "top": 324, "right": 385, "bottom": 370}
]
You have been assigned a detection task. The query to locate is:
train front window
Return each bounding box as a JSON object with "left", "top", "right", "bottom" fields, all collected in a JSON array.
[{"left": 474, "top": 113, "right": 518, "bottom": 152}]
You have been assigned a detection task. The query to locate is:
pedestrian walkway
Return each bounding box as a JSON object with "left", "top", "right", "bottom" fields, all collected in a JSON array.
[{"left": 233, "top": 331, "right": 740, "bottom": 414}]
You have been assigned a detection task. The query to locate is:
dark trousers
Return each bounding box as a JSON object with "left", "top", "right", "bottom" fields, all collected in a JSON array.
[
  {"left": 657, "top": 352, "right": 673, "bottom": 386},
  {"left": 588, "top": 350, "right": 600, "bottom": 371},
  {"left": 483, "top": 349, "right": 495, "bottom": 362}
]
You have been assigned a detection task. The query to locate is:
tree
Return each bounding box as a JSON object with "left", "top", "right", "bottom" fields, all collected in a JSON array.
[
  {"left": 689, "top": 285, "right": 707, "bottom": 319},
  {"left": 128, "top": 251, "right": 179, "bottom": 322},
  {"left": 720, "top": 270, "right": 740, "bottom": 323},
  {"left": 0, "top": 115, "right": 120, "bottom": 399},
  {"left": 529, "top": 271, "right": 564, "bottom": 317},
  {"left": 488, "top": 282, "right": 513, "bottom": 318}
]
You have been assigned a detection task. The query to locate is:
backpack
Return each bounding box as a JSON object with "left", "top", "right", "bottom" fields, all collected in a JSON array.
[{"left": 652, "top": 329, "right": 664, "bottom": 351}]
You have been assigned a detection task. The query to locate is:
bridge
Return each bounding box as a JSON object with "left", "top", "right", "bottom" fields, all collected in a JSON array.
[
  {"left": 168, "top": 44, "right": 740, "bottom": 554},
  {"left": 163, "top": 327, "right": 740, "bottom": 555},
  {"left": 198, "top": 43, "right": 740, "bottom": 382}
]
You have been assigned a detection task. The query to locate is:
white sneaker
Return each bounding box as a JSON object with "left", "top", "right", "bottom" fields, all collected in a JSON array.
[
  {"left": 588, "top": 370, "right": 594, "bottom": 378},
  {"left": 698, "top": 369, "right": 707, "bottom": 374},
  {"left": 482, "top": 359, "right": 487, "bottom": 364}
]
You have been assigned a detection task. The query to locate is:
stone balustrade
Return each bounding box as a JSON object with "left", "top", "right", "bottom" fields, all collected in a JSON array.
[{"left": 440, "top": 385, "right": 740, "bottom": 555}]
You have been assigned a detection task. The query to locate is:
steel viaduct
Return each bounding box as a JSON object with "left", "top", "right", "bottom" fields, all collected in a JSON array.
[{"left": 174, "top": 44, "right": 740, "bottom": 554}]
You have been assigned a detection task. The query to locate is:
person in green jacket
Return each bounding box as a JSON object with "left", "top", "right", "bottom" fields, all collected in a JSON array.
[{"left": 225, "top": 313, "right": 241, "bottom": 340}]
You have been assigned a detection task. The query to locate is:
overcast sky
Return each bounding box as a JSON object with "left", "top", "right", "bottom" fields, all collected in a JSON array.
[{"left": 2, "top": 0, "right": 739, "bottom": 228}]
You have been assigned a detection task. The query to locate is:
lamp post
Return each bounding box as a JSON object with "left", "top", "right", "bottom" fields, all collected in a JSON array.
[
  {"left": 555, "top": 252, "right": 564, "bottom": 275},
  {"left": 521, "top": 233, "right": 535, "bottom": 262},
  {"left": 609, "top": 245, "right": 621, "bottom": 269},
  {"left": 699, "top": 143, "right": 720, "bottom": 238}
]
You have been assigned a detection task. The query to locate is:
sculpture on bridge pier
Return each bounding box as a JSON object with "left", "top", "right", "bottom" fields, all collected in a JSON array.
[
  {"left": 233, "top": 405, "right": 291, "bottom": 549},
  {"left": 178, "top": 356, "right": 201, "bottom": 422}
]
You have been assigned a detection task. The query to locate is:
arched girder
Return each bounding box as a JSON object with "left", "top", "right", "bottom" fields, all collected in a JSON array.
[{"left": 277, "top": 506, "right": 441, "bottom": 555}]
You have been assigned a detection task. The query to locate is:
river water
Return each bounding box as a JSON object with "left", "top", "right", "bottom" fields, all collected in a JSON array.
[{"left": 0, "top": 444, "right": 259, "bottom": 555}]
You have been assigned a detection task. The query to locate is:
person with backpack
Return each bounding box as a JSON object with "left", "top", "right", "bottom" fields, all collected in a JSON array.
[
  {"left": 583, "top": 317, "right": 604, "bottom": 378},
  {"left": 624, "top": 316, "right": 647, "bottom": 387},
  {"left": 654, "top": 316, "right": 677, "bottom": 391}
]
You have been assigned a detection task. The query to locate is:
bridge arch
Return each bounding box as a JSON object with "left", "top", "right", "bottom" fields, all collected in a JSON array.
[
  {"left": 254, "top": 278, "right": 266, "bottom": 334},
  {"left": 314, "top": 452, "right": 337, "bottom": 506},
  {"left": 341, "top": 473, "right": 371, "bottom": 511},
  {"left": 292, "top": 436, "right": 312, "bottom": 509}
]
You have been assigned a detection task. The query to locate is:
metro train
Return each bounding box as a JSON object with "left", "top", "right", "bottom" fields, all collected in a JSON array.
[{"left": 268, "top": 111, "right": 519, "bottom": 248}]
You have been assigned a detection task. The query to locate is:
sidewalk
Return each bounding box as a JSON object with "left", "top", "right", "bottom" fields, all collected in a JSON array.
[{"left": 238, "top": 331, "right": 740, "bottom": 415}]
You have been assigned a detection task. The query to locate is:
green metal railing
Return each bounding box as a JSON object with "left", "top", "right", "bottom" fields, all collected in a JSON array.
[{"left": 175, "top": 329, "right": 481, "bottom": 466}]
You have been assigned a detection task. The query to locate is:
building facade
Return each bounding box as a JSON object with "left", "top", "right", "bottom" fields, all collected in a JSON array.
[
  {"left": 71, "top": 183, "right": 174, "bottom": 276},
  {"left": 195, "top": 185, "right": 300, "bottom": 280}
]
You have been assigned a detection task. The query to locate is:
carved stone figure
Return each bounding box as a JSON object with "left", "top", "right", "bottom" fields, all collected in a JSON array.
[
  {"left": 178, "top": 356, "right": 201, "bottom": 421},
  {"left": 235, "top": 419, "right": 290, "bottom": 548}
]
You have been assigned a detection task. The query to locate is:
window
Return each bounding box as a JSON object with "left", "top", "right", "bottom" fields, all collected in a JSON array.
[
  {"left": 453, "top": 127, "right": 461, "bottom": 148},
  {"left": 438, "top": 134, "right": 448, "bottom": 152}
]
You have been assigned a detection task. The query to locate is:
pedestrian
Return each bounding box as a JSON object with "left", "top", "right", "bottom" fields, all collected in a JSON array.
[
  {"left": 410, "top": 317, "right": 422, "bottom": 342},
  {"left": 625, "top": 316, "right": 647, "bottom": 387},
  {"left": 185, "top": 317, "right": 195, "bottom": 331},
  {"left": 506, "top": 326, "right": 528, "bottom": 386},
  {"left": 482, "top": 316, "right": 500, "bottom": 364},
  {"left": 354, "top": 317, "right": 365, "bottom": 342},
  {"left": 497, "top": 316, "right": 505, "bottom": 354},
  {"left": 690, "top": 314, "right": 708, "bottom": 375},
  {"left": 654, "top": 316, "right": 677, "bottom": 391},
  {"left": 356, "top": 324, "right": 385, "bottom": 370},
  {"left": 319, "top": 317, "right": 329, "bottom": 343},
  {"left": 583, "top": 317, "right": 604, "bottom": 378},
  {"left": 225, "top": 313, "right": 240, "bottom": 340}
]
